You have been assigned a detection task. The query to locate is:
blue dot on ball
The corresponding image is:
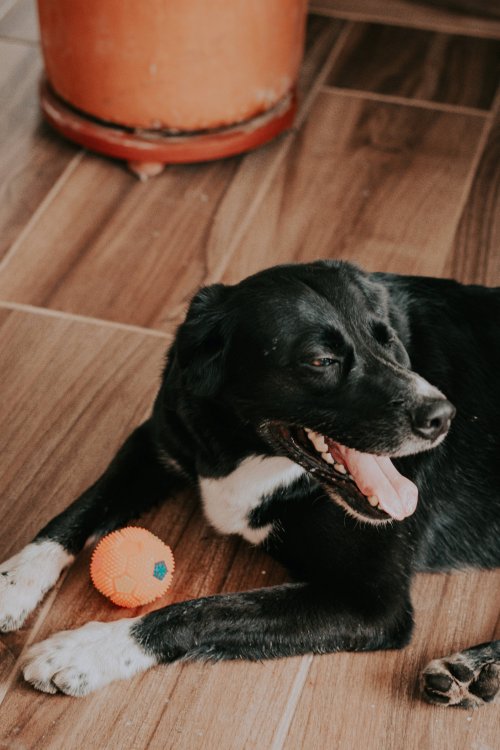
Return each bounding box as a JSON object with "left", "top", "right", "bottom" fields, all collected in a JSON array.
[{"left": 153, "top": 560, "right": 167, "bottom": 580}]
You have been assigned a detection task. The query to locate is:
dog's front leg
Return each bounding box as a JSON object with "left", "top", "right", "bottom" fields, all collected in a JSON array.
[
  {"left": 22, "top": 582, "right": 413, "bottom": 696},
  {"left": 0, "top": 421, "right": 187, "bottom": 632}
]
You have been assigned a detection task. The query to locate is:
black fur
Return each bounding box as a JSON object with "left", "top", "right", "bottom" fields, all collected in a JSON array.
[{"left": 23, "top": 261, "right": 500, "bottom": 703}]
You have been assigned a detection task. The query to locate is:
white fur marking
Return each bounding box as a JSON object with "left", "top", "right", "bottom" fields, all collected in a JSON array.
[
  {"left": 0, "top": 541, "right": 73, "bottom": 632},
  {"left": 22, "top": 618, "right": 156, "bottom": 696},
  {"left": 200, "top": 456, "right": 304, "bottom": 544}
]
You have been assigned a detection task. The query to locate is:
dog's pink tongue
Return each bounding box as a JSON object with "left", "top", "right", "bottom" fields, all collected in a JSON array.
[{"left": 332, "top": 445, "right": 418, "bottom": 520}]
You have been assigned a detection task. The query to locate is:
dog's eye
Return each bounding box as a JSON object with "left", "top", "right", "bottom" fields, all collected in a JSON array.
[{"left": 309, "top": 357, "right": 337, "bottom": 368}]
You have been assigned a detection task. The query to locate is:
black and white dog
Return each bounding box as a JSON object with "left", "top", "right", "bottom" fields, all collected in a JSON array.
[{"left": 1, "top": 260, "right": 499, "bottom": 706}]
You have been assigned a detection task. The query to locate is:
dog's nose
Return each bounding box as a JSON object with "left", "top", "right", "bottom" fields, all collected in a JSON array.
[{"left": 411, "top": 399, "right": 456, "bottom": 441}]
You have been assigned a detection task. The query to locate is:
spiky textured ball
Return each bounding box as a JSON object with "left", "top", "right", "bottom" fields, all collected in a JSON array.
[{"left": 90, "top": 527, "right": 175, "bottom": 607}]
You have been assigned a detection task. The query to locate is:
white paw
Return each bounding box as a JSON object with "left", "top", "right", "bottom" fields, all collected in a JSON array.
[
  {"left": 22, "top": 619, "right": 156, "bottom": 696},
  {"left": 0, "top": 541, "right": 73, "bottom": 632}
]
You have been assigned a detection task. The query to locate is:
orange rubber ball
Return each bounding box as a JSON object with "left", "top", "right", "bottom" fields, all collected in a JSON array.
[{"left": 90, "top": 527, "right": 175, "bottom": 608}]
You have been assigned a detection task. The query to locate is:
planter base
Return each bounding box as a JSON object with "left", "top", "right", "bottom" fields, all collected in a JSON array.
[{"left": 40, "top": 79, "right": 297, "bottom": 176}]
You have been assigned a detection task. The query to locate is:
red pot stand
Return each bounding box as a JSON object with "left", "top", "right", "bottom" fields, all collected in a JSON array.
[{"left": 40, "top": 79, "right": 297, "bottom": 179}]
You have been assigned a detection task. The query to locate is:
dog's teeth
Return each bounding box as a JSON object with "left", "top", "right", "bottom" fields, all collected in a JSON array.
[
  {"left": 334, "top": 463, "right": 347, "bottom": 474},
  {"left": 306, "top": 430, "right": 330, "bottom": 455},
  {"left": 307, "top": 432, "right": 321, "bottom": 449},
  {"left": 321, "top": 452, "right": 334, "bottom": 465},
  {"left": 314, "top": 436, "right": 328, "bottom": 451},
  {"left": 367, "top": 495, "right": 380, "bottom": 507},
  {"left": 305, "top": 428, "right": 312, "bottom": 434},
  {"left": 308, "top": 432, "right": 327, "bottom": 452}
]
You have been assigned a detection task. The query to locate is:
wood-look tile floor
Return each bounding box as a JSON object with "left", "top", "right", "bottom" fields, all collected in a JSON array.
[{"left": 0, "top": 1, "right": 499, "bottom": 748}]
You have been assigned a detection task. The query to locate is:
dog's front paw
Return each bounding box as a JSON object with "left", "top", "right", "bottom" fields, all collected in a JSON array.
[
  {"left": 22, "top": 619, "right": 156, "bottom": 696},
  {"left": 422, "top": 649, "right": 500, "bottom": 708},
  {"left": 0, "top": 542, "right": 73, "bottom": 632}
]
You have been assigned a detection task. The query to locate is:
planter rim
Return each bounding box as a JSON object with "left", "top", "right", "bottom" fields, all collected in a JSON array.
[{"left": 40, "top": 79, "right": 297, "bottom": 165}]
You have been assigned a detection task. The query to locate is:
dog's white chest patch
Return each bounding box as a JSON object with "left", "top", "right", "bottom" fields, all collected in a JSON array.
[{"left": 199, "top": 456, "right": 304, "bottom": 544}]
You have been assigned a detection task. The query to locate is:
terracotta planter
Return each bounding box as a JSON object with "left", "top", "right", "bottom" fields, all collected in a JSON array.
[{"left": 37, "top": 0, "right": 307, "bottom": 174}]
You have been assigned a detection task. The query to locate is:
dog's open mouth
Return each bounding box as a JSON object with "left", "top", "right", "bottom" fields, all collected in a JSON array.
[{"left": 263, "top": 423, "right": 418, "bottom": 523}]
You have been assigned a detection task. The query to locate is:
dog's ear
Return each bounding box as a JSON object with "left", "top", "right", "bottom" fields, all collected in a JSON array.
[{"left": 175, "top": 284, "right": 233, "bottom": 398}]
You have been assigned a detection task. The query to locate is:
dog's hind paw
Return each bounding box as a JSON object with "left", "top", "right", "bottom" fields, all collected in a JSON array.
[
  {"left": 22, "top": 619, "right": 156, "bottom": 696},
  {"left": 422, "top": 647, "right": 500, "bottom": 708},
  {"left": 0, "top": 542, "right": 73, "bottom": 632}
]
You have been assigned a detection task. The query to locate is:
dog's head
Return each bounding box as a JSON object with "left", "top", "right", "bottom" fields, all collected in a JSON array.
[{"left": 175, "top": 261, "right": 455, "bottom": 524}]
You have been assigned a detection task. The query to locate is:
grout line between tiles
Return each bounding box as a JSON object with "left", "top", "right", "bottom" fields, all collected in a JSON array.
[
  {"left": 319, "top": 85, "right": 489, "bottom": 117},
  {"left": 438, "top": 84, "right": 500, "bottom": 274},
  {"left": 0, "top": 150, "right": 85, "bottom": 274},
  {"left": 0, "top": 0, "right": 18, "bottom": 24},
  {"left": 293, "top": 22, "right": 354, "bottom": 130},
  {"left": 0, "top": 300, "right": 172, "bottom": 340},
  {"left": 488, "top": 80, "right": 500, "bottom": 117},
  {"left": 203, "top": 21, "right": 356, "bottom": 286},
  {"left": 270, "top": 655, "right": 313, "bottom": 750},
  {"left": 308, "top": 3, "right": 500, "bottom": 40},
  {"left": 442, "top": 106, "right": 497, "bottom": 260},
  {"left": 0, "top": 34, "right": 39, "bottom": 46}
]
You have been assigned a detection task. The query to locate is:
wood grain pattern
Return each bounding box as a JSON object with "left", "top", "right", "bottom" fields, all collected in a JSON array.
[
  {"left": 0, "top": 16, "right": 344, "bottom": 331},
  {"left": 0, "top": 5, "right": 499, "bottom": 748},
  {"left": 0, "top": 503, "right": 294, "bottom": 750},
  {"left": 326, "top": 22, "right": 500, "bottom": 109},
  {"left": 445, "top": 119, "right": 500, "bottom": 283},
  {"left": 0, "top": 41, "right": 78, "bottom": 261},
  {"left": 0, "top": 309, "right": 294, "bottom": 749},
  {"left": 0, "top": 154, "right": 241, "bottom": 327},
  {"left": 284, "top": 570, "right": 500, "bottom": 749},
  {"left": 0, "top": 309, "right": 166, "bottom": 696},
  {"left": 0, "top": 0, "right": 39, "bottom": 42},
  {"left": 309, "top": 0, "right": 500, "bottom": 37},
  {"left": 220, "top": 91, "right": 485, "bottom": 285}
]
